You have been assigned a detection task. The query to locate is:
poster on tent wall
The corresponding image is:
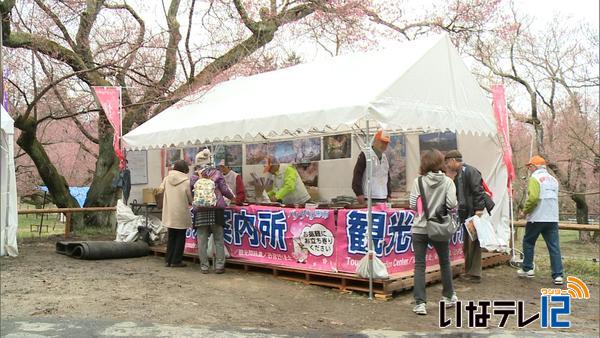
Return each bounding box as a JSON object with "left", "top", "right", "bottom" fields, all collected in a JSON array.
[
  {"left": 419, "top": 131, "right": 457, "bottom": 155},
  {"left": 323, "top": 134, "right": 351, "bottom": 160},
  {"left": 127, "top": 150, "right": 148, "bottom": 185},
  {"left": 224, "top": 205, "right": 337, "bottom": 271},
  {"left": 335, "top": 206, "right": 464, "bottom": 274},
  {"left": 385, "top": 134, "right": 407, "bottom": 195}
]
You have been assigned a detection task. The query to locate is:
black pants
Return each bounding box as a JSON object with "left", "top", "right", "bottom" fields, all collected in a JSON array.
[
  {"left": 165, "top": 228, "right": 186, "bottom": 265},
  {"left": 413, "top": 233, "right": 454, "bottom": 304}
]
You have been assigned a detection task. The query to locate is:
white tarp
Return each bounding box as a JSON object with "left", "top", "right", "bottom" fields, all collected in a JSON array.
[
  {"left": 1, "top": 105, "right": 18, "bottom": 257},
  {"left": 123, "top": 34, "right": 496, "bottom": 149}
]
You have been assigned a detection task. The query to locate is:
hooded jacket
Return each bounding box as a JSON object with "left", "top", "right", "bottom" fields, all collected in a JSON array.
[
  {"left": 158, "top": 170, "right": 193, "bottom": 229},
  {"left": 409, "top": 171, "right": 458, "bottom": 235}
]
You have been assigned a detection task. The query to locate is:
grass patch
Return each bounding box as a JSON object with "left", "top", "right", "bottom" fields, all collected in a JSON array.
[{"left": 515, "top": 229, "right": 600, "bottom": 284}]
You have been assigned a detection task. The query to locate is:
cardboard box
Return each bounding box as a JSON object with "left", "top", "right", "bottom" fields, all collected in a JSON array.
[{"left": 143, "top": 188, "right": 157, "bottom": 204}]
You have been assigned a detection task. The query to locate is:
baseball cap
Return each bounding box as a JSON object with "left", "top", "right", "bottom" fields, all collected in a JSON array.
[
  {"left": 527, "top": 155, "right": 546, "bottom": 166},
  {"left": 374, "top": 130, "right": 390, "bottom": 143},
  {"left": 444, "top": 150, "right": 462, "bottom": 160}
]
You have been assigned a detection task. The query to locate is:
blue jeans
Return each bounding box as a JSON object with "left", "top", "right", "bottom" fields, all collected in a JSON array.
[{"left": 522, "top": 222, "right": 564, "bottom": 278}]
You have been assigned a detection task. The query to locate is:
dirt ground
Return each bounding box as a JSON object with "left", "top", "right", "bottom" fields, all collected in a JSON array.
[{"left": 1, "top": 240, "right": 598, "bottom": 335}]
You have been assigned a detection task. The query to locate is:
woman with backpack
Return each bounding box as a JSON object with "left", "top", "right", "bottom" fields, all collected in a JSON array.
[
  {"left": 409, "top": 149, "right": 459, "bottom": 315},
  {"left": 158, "top": 159, "right": 193, "bottom": 268},
  {"left": 191, "top": 149, "right": 234, "bottom": 274}
]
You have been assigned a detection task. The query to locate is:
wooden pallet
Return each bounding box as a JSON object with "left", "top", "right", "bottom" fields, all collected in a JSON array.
[{"left": 150, "top": 246, "right": 509, "bottom": 300}]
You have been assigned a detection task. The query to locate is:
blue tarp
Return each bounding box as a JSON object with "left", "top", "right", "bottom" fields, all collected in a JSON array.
[{"left": 38, "top": 186, "right": 90, "bottom": 207}]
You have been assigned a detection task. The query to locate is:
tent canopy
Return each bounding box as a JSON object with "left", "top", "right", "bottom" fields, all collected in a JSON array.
[
  {"left": 124, "top": 34, "right": 495, "bottom": 150},
  {"left": 1, "top": 105, "right": 18, "bottom": 257}
]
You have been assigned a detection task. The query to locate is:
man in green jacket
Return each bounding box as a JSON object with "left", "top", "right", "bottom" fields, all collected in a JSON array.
[{"left": 265, "top": 157, "right": 311, "bottom": 205}]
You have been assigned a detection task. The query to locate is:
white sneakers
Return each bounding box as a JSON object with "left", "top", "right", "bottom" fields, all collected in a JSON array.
[
  {"left": 518, "top": 269, "right": 564, "bottom": 285},
  {"left": 413, "top": 293, "right": 459, "bottom": 316},
  {"left": 441, "top": 293, "right": 459, "bottom": 308},
  {"left": 517, "top": 269, "right": 535, "bottom": 278},
  {"left": 413, "top": 303, "right": 427, "bottom": 315}
]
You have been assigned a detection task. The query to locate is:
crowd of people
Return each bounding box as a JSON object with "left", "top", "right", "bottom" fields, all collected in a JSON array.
[
  {"left": 155, "top": 130, "right": 564, "bottom": 316},
  {"left": 351, "top": 130, "right": 563, "bottom": 316}
]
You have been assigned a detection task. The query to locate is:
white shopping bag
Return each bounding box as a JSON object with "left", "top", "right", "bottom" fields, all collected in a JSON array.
[
  {"left": 471, "top": 215, "right": 503, "bottom": 252},
  {"left": 356, "top": 251, "right": 389, "bottom": 279}
]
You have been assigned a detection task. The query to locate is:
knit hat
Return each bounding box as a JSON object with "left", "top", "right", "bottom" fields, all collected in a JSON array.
[
  {"left": 527, "top": 155, "right": 546, "bottom": 167},
  {"left": 195, "top": 149, "right": 211, "bottom": 166}
]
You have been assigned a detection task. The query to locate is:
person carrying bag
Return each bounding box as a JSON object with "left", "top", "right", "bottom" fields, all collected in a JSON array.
[{"left": 409, "top": 149, "right": 459, "bottom": 316}]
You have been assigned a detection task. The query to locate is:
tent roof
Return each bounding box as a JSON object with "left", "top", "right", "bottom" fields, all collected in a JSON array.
[
  {"left": 1, "top": 106, "right": 14, "bottom": 134},
  {"left": 124, "top": 34, "right": 495, "bottom": 150}
]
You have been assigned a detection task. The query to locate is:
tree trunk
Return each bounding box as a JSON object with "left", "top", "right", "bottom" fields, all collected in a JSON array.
[
  {"left": 83, "top": 114, "right": 119, "bottom": 228},
  {"left": 573, "top": 193, "right": 591, "bottom": 242},
  {"left": 15, "top": 115, "right": 84, "bottom": 229}
]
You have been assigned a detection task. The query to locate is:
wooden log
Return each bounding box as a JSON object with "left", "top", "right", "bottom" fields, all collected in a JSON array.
[{"left": 513, "top": 221, "right": 599, "bottom": 231}]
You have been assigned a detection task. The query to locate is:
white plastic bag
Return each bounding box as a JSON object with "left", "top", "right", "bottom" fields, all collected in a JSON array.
[
  {"left": 356, "top": 251, "right": 389, "bottom": 279},
  {"left": 471, "top": 215, "right": 504, "bottom": 252}
]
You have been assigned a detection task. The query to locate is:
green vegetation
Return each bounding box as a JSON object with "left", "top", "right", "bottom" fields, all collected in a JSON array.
[{"left": 515, "top": 229, "right": 600, "bottom": 284}]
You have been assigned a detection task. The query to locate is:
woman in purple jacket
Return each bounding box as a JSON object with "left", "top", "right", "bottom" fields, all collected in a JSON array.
[{"left": 191, "top": 149, "right": 234, "bottom": 274}]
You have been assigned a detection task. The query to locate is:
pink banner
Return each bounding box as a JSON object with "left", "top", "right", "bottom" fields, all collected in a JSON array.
[
  {"left": 492, "top": 85, "right": 515, "bottom": 188},
  {"left": 336, "top": 205, "right": 464, "bottom": 274},
  {"left": 92, "top": 86, "right": 125, "bottom": 169},
  {"left": 184, "top": 205, "right": 337, "bottom": 272}
]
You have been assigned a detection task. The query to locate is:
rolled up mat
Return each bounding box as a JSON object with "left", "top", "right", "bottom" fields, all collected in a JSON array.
[{"left": 56, "top": 241, "right": 149, "bottom": 260}]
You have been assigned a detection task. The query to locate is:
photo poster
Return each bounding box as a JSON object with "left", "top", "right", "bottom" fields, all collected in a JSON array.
[
  {"left": 213, "top": 144, "right": 226, "bottom": 166},
  {"left": 323, "top": 133, "right": 352, "bottom": 160},
  {"left": 270, "top": 141, "right": 295, "bottom": 163},
  {"left": 293, "top": 138, "right": 321, "bottom": 163},
  {"left": 246, "top": 143, "right": 269, "bottom": 165},
  {"left": 183, "top": 147, "right": 199, "bottom": 166},
  {"left": 226, "top": 144, "right": 243, "bottom": 166},
  {"left": 296, "top": 162, "right": 319, "bottom": 187},
  {"left": 418, "top": 131, "right": 457, "bottom": 155},
  {"left": 384, "top": 134, "right": 407, "bottom": 193},
  {"left": 126, "top": 150, "right": 148, "bottom": 185},
  {"left": 165, "top": 148, "right": 181, "bottom": 167}
]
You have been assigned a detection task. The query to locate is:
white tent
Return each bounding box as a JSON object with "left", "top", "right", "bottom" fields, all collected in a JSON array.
[
  {"left": 123, "top": 33, "right": 510, "bottom": 246},
  {"left": 124, "top": 35, "right": 497, "bottom": 148},
  {"left": 1, "top": 105, "right": 18, "bottom": 257}
]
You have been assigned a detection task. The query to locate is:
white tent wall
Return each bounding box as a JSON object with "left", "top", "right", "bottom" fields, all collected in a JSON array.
[
  {"left": 129, "top": 131, "right": 510, "bottom": 249},
  {"left": 1, "top": 106, "right": 19, "bottom": 257}
]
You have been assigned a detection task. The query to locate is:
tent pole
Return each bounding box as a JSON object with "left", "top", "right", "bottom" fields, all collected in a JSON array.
[{"left": 365, "top": 119, "right": 374, "bottom": 300}]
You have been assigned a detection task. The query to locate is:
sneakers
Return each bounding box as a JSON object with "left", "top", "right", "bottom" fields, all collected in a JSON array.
[
  {"left": 517, "top": 269, "right": 535, "bottom": 278},
  {"left": 441, "top": 293, "right": 459, "bottom": 308},
  {"left": 413, "top": 303, "right": 427, "bottom": 315},
  {"left": 553, "top": 276, "right": 564, "bottom": 285}
]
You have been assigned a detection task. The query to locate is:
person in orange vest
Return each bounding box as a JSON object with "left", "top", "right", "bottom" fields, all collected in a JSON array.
[{"left": 518, "top": 155, "right": 564, "bottom": 285}]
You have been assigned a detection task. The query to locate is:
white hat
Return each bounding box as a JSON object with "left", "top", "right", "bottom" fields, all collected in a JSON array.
[
  {"left": 218, "top": 159, "right": 226, "bottom": 166},
  {"left": 195, "top": 149, "right": 211, "bottom": 166}
]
